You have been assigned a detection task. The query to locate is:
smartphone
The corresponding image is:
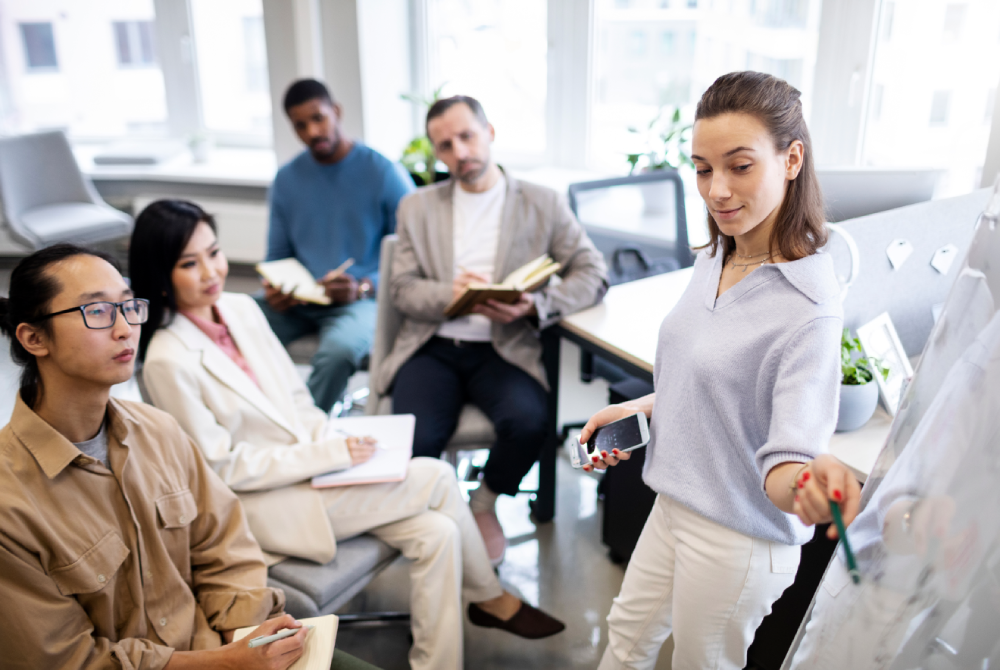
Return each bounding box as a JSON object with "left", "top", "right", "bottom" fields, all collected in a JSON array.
[{"left": 571, "top": 412, "right": 650, "bottom": 468}]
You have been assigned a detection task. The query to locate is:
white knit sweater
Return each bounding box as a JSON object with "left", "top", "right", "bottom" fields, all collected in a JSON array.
[{"left": 643, "top": 249, "right": 843, "bottom": 545}]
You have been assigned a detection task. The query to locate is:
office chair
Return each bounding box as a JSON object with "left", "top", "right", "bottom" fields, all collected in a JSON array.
[{"left": 0, "top": 131, "right": 133, "bottom": 249}]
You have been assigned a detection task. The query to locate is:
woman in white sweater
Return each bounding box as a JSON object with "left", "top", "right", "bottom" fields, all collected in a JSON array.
[
  {"left": 130, "top": 200, "right": 564, "bottom": 670},
  {"left": 585, "top": 72, "right": 863, "bottom": 669}
]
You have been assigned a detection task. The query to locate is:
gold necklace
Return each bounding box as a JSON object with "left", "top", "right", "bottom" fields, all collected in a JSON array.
[{"left": 729, "top": 254, "right": 772, "bottom": 272}]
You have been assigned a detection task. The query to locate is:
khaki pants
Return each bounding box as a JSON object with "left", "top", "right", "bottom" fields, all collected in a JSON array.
[
  {"left": 598, "top": 495, "right": 800, "bottom": 670},
  {"left": 319, "top": 458, "right": 503, "bottom": 670}
]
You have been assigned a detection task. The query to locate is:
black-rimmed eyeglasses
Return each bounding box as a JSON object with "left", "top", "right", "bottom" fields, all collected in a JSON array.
[{"left": 32, "top": 299, "right": 150, "bottom": 330}]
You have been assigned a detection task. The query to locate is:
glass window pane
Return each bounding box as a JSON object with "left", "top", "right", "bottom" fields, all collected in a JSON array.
[
  {"left": 113, "top": 22, "right": 132, "bottom": 66},
  {"left": 589, "top": 0, "right": 823, "bottom": 175},
  {"left": 190, "top": 0, "right": 272, "bottom": 140},
  {"left": 2, "top": 5, "right": 168, "bottom": 138},
  {"left": 138, "top": 21, "right": 156, "bottom": 65},
  {"left": 20, "top": 22, "right": 58, "bottom": 70},
  {"left": 426, "top": 0, "right": 548, "bottom": 157},
  {"left": 861, "top": 0, "right": 1000, "bottom": 196}
]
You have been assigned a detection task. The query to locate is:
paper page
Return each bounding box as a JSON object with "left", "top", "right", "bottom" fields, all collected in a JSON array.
[
  {"left": 256, "top": 258, "right": 330, "bottom": 305},
  {"left": 501, "top": 254, "right": 551, "bottom": 287},
  {"left": 311, "top": 414, "right": 415, "bottom": 488},
  {"left": 233, "top": 614, "right": 338, "bottom": 670}
]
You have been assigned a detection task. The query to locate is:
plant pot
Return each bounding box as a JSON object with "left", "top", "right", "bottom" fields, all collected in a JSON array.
[{"left": 836, "top": 381, "right": 878, "bottom": 432}]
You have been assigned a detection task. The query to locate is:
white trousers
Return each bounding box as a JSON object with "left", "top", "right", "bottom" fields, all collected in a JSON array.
[
  {"left": 789, "top": 558, "right": 928, "bottom": 670},
  {"left": 319, "top": 457, "right": 503, "bottom": 670},
  {"left": 598, "top": 495, "right": 800, "bottom": 670}
]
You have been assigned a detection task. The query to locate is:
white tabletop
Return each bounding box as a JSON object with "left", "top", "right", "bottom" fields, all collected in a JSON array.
[
  {"left": 559, "top": 267, "right": 892, "bottom": 480},
  {"left": 560, "top": 268, "right": 695, "bottom": 375},
  {"left": 75, "top": 145, "right": 277, "bottom": 188}
]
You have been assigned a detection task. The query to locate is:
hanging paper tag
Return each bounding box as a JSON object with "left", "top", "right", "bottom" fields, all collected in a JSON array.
[
  {"left": 886, "top": 239, "right": 913, "bottom": 270},
  {"left": 930, "top": 244, "right": 959, "bottom": 275}
]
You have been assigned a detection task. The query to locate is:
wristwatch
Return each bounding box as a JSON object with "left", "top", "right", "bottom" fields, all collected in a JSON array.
[{"left": 357, "top": 278, "right": 374, "bottom": 300}]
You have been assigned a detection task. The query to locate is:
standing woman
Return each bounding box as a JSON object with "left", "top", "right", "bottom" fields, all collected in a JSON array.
[
  {"left": 585, "top": 71, "right": 862, "bottom": 669},
  {"left": 130, "top": 200, "right": 564, "bottom": 670}
]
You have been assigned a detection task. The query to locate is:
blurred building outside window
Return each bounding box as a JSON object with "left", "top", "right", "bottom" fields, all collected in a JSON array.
[
  {"left": 0, "top": 0, "right": 272, "bottom": 148},
  {"left": 861, "top": 0, "right": 1000, "bottom": 196}
]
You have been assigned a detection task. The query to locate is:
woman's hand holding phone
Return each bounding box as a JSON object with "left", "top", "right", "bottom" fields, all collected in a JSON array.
[{"left": 579, "top": 395, "right": 655, "bottom": 472}]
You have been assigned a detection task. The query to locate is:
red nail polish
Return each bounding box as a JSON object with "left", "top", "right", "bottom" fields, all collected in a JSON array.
[
  {"left": 592, "top": 456, "right": 599, "bottom": 462},
  {"left": 803, "top": 472, "right": 810, "bottom": 482},
  {"left": 601, "top": 451, "right": 608, "bottom": 458},
  {"left": 833, "top": 490, "right": 843, "bottom": 501},
  {"left": 612, "top": 448, "right": 619, "bottom": 455},
  {"left": 798, "top": 481, "right": 804, "bottom": 489}
]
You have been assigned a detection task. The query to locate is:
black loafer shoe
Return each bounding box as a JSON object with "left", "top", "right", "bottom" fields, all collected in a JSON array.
[{"left": 468, "top": 601, "right": 566, "bottom": 639}]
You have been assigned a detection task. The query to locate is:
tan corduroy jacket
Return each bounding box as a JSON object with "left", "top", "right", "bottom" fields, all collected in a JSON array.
[
  {"left": 378, "top": 172, "right": 608, "bottom": 394},
  {"left": 0, "top": 395, "right": 284, "bottom": 670}
]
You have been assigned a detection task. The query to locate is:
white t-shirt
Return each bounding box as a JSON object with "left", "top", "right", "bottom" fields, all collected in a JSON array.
[{"left": 437, "top": 175, "right": 506, "bottom": 341}]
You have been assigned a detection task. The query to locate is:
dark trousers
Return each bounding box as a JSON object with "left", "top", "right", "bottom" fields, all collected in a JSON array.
[{"left": 392, "top": 337, "right": 548, "bottom": 496}]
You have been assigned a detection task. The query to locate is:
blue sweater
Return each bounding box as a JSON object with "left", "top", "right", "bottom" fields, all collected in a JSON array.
[
  {"left": 643, "top": 250, "right": 843, "bottom": 545},
  {"left": 267, "top": 143, "right": 414, "bottom": 288}
]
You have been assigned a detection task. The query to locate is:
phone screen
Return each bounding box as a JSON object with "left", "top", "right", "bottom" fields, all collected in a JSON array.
[{"left": 587, "top": 415, "right": 643, "bottom": 454}]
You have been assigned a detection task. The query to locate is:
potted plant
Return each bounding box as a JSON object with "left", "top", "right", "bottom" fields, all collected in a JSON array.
[
  {"left": 400, "top": 85, "right": 448, "bottom": 187},
  {"left": 837, "top": 328, "right": 889, "bottom": 432},
  {"left": 625, "top": 106, "right": 693, "bottom": 214}
]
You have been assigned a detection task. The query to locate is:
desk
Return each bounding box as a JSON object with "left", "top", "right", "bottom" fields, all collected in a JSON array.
[
  {"left": 555, "top": 268, "right": 892, "bottom": 481},
  {"left": 557, "top": 268, "right": 694, "bottom": 381},
  {"left": 74, "top": 146, "right": 275, "bottom": 203}
]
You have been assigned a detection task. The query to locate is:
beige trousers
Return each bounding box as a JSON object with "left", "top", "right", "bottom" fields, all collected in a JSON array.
[
  {"left": 319, "top": 457, "right": 503, "bottom": 670},
  {"left": 598, "top": 495, "right": 800, "bottom": 670}
]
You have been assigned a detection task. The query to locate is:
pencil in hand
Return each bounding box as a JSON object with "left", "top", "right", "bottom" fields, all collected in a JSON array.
[{"left": 829, "top": 500, "right": 860, "bottom": 584}]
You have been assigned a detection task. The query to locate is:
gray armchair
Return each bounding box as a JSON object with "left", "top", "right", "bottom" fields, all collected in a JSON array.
[{"left": 0, "top": 131, "right": 133, "bottom": 249}]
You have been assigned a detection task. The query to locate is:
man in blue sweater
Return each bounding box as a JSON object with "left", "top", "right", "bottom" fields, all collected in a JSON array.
[{"left": 259, "top": 79, "right": 414, "bottom": 411}]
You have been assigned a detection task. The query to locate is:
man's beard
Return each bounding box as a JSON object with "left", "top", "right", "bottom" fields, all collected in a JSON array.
[
  {"left": 310, "top": 134, "right": 340, "bottom": 161},
  {"left": 456, "top": 158, "right": 489, "bottom": 184}
]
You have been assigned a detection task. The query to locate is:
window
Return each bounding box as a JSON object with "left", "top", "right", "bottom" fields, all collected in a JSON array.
[
  {"left": 929, "top": 91, "right": 951, "bottom": 126},
  {"left": 881, "top": 1, "right": 895, "bottom": 41},
  {"left": 189, "top": 0, "right": 272, "bottom": 141},
  {"left": 20, "top": 22, "right": 58, "bottom": 70},
  {"left": 113, "top": 21, "right": 156, "bottom": 67},
  {"left": 589, "top": 0, "right": 822, "bottom": 171},
  {"left": 2, "top": 7, "right": 168, "bottom": 138},
  {"left": 861, "top": 0, "right": 999, "bottom": 196},
  {"left": 425, "top": 0, "right": 548, "bottom": 158}
]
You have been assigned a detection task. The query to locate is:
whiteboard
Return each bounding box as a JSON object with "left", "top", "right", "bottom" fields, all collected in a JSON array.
[{"left": 784, "top": 182, "right": 1000, "bottom": 670}]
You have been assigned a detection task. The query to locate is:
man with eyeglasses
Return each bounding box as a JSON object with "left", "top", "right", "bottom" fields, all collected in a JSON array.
[{"left": 0, "top": 245, "right": 379, "bottom": 669}]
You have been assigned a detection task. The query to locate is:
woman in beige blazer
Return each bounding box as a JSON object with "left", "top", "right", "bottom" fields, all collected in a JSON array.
[{"left": 131, "top": 200, "right": 564, "bottom": 670}]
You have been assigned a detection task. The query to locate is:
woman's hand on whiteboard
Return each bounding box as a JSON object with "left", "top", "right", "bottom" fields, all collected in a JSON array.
[{"left": 792, "top": 455, "right": 862, "bottom": 539}]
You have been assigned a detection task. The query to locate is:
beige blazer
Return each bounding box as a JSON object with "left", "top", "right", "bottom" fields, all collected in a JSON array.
[
  {"left": 378, "top": 172, "right": 608, "bottom": 395},
  {"left": 143, "top": 292, "right": 351, "bottom": 564}
]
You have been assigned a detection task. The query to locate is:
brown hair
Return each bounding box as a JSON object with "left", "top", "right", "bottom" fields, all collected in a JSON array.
[{"left": 695, "top": 71, "right": 826, "bottom": 261}]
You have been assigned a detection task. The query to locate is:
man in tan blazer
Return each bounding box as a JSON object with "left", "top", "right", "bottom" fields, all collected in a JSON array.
[{"left": 382, "top": 95, "right": 608, "bottom": 562}]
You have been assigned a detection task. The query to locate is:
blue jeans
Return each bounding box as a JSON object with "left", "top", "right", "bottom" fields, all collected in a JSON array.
[{"left": 254, "top": 297, "right": 377, "bottom": 412}]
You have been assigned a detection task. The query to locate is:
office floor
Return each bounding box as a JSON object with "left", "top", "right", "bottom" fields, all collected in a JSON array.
[{"left": 0, "top": 260, "right": 676, "bottom": 669}]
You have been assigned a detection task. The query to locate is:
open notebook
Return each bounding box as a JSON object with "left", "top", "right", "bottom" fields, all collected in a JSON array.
[
  {"left": 444, "top": 254, "right": 561, "bottom": 318},
  {"left": 234, "top": 615, "right": 338, "bottom": 670},
  {"left": 256, "top": 258, "right": 353, "bottom": 306},
  {"left": 311, "top": 414, "right": 415, "bottom": 488}
]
